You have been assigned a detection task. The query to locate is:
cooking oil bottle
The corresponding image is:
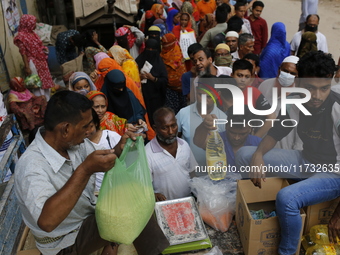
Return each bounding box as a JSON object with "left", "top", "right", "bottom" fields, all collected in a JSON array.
[
  {"left": 206, "top": 130, "right": 227, "bottom": 180},
  {"left": 310, "top": 225, "right": 340, "bottom": 245},
  {"left": 305, "top": 244, "right": 340, "bottom": 255}
]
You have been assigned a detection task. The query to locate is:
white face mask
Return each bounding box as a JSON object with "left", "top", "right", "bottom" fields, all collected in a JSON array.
[{"left": 278, "top": 70, "right": 295, "bottom": 87}]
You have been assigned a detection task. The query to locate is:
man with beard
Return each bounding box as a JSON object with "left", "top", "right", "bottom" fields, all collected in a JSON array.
[
  {"left": 145, "top": 107, "right": 197, "bottom": 201},
  {"left": 192, "top": 47, "right": 232, "bottom": 77},
  {"left": 236, "top": 51, "right": 340, "bottom": 255},
  {"left": 225, "top": 31, "right": 239, "bottom": 54},
  {"left": 193, "top": 105, "right": 262, "bottom": 167},
  {"left": 290, "top": 14, "right": 328, "bottom": 55}
]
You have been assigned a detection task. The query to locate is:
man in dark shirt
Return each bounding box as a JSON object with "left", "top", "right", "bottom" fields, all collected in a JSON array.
[{"left": 236, "top": 51, "right": 340, "bottom": 255}]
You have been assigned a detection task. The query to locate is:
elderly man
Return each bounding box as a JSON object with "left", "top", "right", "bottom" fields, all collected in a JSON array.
[
  {"left": 145, "top": 107, "right": 197, "bottom": 201},
  {"left": 290, "top": 14, "right": 328, "bottom": 55},
  {"left": 225, "top": 31, "right": 239, "bottom": 54},
  {"left": 14, "top": 91, "right": 169, "bottom": 255},
  {"left": 231, "top": 33, "right": 254, "bottom": 62}
]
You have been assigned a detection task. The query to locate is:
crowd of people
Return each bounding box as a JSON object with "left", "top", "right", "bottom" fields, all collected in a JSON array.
[{"left": 1, "top": 0, "right": 340, "bottom": 254}]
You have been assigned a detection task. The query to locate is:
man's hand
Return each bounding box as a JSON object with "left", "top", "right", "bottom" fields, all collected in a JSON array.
[
  {"left": 249, "top": 152, "right": 266, "bottom": 188},
  {"left": 155, "top": 193, "right": 166, "bottom": 201},
  {"left": 115, "top": 131, "right": 145, "bottom": 156},
  {"left": 202, "top": 114, "right": 218, "bottom": 130},
  {"left": 25, "top": 66, "right": 32, "bottom": 76},
  {"left": 82, "top": 149, "right": 116, "bottom": 175},
  {"left": 328, "top": 204, "right": 340, "bottom": 243}
]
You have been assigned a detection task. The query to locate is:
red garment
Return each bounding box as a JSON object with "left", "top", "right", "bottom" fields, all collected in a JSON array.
[
  {"left": 247, "top": 16, "right": 268, "bottom": 55},
  {"left": 172, "top": 14, "right": 194, "bottom": 40},
  {"left": 14, "top": 15, "right": 54, "bottom": 89},
  {"left": 251, "top": 76, "right": 264, "bottom": 88}
]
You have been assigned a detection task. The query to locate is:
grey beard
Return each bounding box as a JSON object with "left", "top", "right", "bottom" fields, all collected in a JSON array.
[
  {"left": 157, "top": 134, "right": 177, "bottom": 144},
  {"left": 199, "top": 64, "right": 211, "bottom": 76}
]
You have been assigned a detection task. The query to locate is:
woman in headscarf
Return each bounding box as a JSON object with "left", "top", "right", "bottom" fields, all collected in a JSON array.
[
  {"left": 83, "top": 30, "right": 109, "bottom": 71},
  {"left": 140, "top": 10, "right": 156, "bottom": 34},
  {"left": 147, "top": 26, "right": 162, "bottom": 53},
  {"left": 8, "top": 77, "right": 47, "bottom": 131},
  {"left": 69, "top": 72, "right": 97, "bottom": 95},
  {"left": 151, "top": 3, "right": 165, "bottom": 20},
  {"left": 114, "top": 25, "right": 145, "bottom": 60},
  {"left": 136, "top": 38, "right": 168, "bottom": 126},
  {"left": 197, "top": 13, "right": 216, "bottom": 42},
  {"left": 101, "top": 70, "right": 146, "bottom": 125},
  {"left": 94, "top": 58, "right": 123, "bottom": 90},
  {"left": 181, "top": 2, "right": 199, "bottom": 36},
  {"left": 166, "top": 9, "right": 180, "bottom": 32},
  {"left": 296, "top": 31, "right": 317, "bottom": 59},
  {"left": 160, "top": 33, "right": 187, "bottom": 114},
  {"left": 14, "top": 14, "right": 54, "bottom": 100},
  {"left": 259, "top": 22, "right": 290, "bottom": 79},
  {"left": 171, "top": 0, "right": 183, "bottom": 10},
  {"left": 109, "top": 45, "right": 141, "bottom": 89},
  {"left": 94, "top": 52, "right": 111, "bottom": 70},
  {"left": 86, "top": 91, "right": 130, "bottom": 136}
]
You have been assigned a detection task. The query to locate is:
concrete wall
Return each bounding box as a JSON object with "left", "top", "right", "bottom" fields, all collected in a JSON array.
[{"left": 0, "top": 0, "right": 39, "bottom": 92}]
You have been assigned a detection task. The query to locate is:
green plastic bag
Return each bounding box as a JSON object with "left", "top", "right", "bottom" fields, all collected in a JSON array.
[{"left": 95, "top": 136, "right": 155, "bottom": 244}]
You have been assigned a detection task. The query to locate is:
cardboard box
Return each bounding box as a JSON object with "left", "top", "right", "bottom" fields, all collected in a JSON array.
[
  {"left": 303, "top": 197, "right": 340, "bottom": 235},
  {"left": 236, "top": 178, "right": 306, "bottom": 255},
  {"left": 16, "top": 226, "right": 40, "bottom": 255}
]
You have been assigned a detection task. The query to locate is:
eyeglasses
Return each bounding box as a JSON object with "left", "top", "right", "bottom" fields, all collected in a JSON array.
[{"left": 215, "top": 52, "right": 230, "bottom": 57}]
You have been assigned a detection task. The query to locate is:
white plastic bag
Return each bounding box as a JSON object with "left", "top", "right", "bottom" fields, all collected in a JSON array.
[
  {"left": 179, "top": 30, "right": 197, "bottom": 60},
  {"left": 205, "top": 247, "right": 223, "bottom": 255},
  {"left": 190, "top": 175, "right": 239, "bottom": 232}
]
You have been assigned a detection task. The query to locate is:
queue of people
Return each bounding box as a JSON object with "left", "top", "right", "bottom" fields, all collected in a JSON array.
[{"left": 1, "top": 0, "right": 339, "bottom": 254}]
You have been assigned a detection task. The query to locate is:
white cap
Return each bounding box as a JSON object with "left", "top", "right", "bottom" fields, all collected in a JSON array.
[
  {"left": 282, "top": 56, "right": 299, "bottom": 64},
  {"left": 225, "top": 31, "right": 239, "bottom": 38}
]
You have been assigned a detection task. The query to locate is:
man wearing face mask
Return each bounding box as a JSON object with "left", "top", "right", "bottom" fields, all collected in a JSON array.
[
  {"left": 258, "top": 56, "right": 303, "bottom": 150},
  {"left": 290, "top": 14, "right": 328, "bottom": 55}
]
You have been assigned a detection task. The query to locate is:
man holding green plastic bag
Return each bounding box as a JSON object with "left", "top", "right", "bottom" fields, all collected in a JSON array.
[{"left": 15, "top": 91, "right": 169, "bottom": 255}]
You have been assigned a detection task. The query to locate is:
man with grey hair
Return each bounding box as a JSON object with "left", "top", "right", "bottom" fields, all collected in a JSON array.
[{"left": 231, "top": 33, "right": 254, "bottom": 62}]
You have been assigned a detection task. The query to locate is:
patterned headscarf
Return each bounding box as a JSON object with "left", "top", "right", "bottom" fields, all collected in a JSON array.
[
  {"left": 115, "top": 27, "right": 136, "bottom": 49},
  {"left": 109, "top": 45, "right": 134, "bottom": 66},
  {"left": 86, "top": 90, "right": 108, "bottom": 106},
  {"left": 69, "top": 72, "right": 96, "bottom": 92},
  {"left": 160, "top": 33, "right": 183, "bottom": 70}
]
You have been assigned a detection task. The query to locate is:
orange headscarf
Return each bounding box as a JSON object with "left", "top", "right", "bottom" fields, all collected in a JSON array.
[
  {"left": 160, "top": 33, "right": 186, "bottom": 88},
  {"left": 151, "top": 4, "right": 164, "bottom": 19},
  {"left": 95, "top": 58, "right": 123, "bottom": 90}
]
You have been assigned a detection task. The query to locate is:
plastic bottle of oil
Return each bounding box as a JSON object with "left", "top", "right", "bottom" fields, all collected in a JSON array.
[
  {"left": 305, "top": 244, "right": 340, "bottom": 255},
  {"left": 206, "top": 130, "right": 227, "bottom": 180},
  {"left": 310, "top": 225, "right": 340, "bottom": 245}
]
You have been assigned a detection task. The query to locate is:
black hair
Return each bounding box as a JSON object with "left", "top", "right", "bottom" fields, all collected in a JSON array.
[
  {"left": 220, "top": 3, "right": 231, "bottom": 14},
  {"left": 188, "top": 43, "right": 204, "bottom": 56},
  {"left": 235, "top": 2, "right": 246, "bottom": 11},
  {"left": 306, "top": 14, "right": 320, "bottom": 22},
  {"left": 44, "top": 91, "right": 93, "bottom": 131},
  {"left": 153, "top": 107, "right": 175, "bottom": 125},
  {"left": 252, "top": 1, "right": 264, "bottom": 9},
  {"left": 83, "top": 29, "right": 100, "bottom": 48},
  {"left": 227, "top": 16, "right": 243, "bottom": 33},
  {"left": 71, "top": 34, "right": 85, "bottom": 48},
  {"left": 227, "top": 105, "right": 255, "bottom": 127},
  {"left": 243, "top": 53, "right": 260, "bottom": 66},
  {"left": 232, "top": 59, "right": 253, "bottom": 74},
  {"left": 91, "top": 108, "right": 100, "bottom": 131},
  {"left": 28, "top": 126, "right": 40, "bottom": 144},
  {"left": 238, "top": 33, "right": 254, "bottom": 47},
  {"left": 192, "top": 47, "right": 212, "bottom": 59},
  {"left": 212, "top": 33, "right": 226, "bottom": 48},
  {"left": 215, "top": 5, "right": 228, "bottom": 23},
  {"left": 297, "top": 51, "right": 336, "bottom": 78}
]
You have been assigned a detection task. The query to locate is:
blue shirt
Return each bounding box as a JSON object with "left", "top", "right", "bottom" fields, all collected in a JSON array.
[
  {"left": 181, "top": 71, "right": 194, "bottom": 96},
  {"left": 219, "top": 131, "right": 262, "bottom": 167}
]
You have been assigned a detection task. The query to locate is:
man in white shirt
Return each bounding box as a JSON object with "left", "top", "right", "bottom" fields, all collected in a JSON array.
[
  {"left": 231, "top": 33, "right": 254, "bottom": 62},
  {"left": 290, "top": 14, "right": 328, "bottom": 55},
  {"left": 145, "top": 107, "right": 197, "bottom": 201}
]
